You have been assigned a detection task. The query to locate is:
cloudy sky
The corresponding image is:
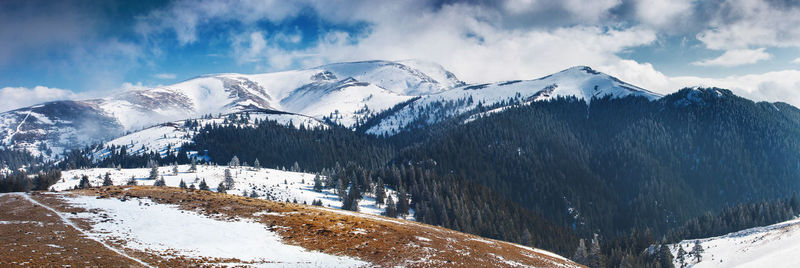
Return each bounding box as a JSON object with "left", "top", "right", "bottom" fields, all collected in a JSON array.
[{"left": 2, "top": 0, "right": 800, "bottom": 111}]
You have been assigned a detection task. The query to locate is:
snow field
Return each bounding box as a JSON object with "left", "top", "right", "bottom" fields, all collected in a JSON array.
[
  {"left": 670, "top": 217, "right": 800, "bottom": 267},
  {"left": 54, "top": 165, "right": 403, "bottom": 217},
  {"left": 58, "top": 194, "right": 368, "bottom": 267}
]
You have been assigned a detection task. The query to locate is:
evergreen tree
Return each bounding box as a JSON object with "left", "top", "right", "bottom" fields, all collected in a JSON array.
[
  {"left": 572, "top": 239, "right": 588, "bottom": 265},
  {"left": 153, "top": 176, "right": 166, "bottom": 187},
  {"left": 179, "top": 179, "right": 187, "bottom": 189},
  {"left": 254, "top": 158, "right": 261, "bottom": 169},
  {"left": 148, "top": 160, "right": 159, "bottom": 180},
  {"left": 587, "top": 234, "right": 605, "bottom": 268},
  {"left": 676, "top": 246, "right": 687, "bottom": 268},
  {"left": 657, "top": 244, "right": 674, "bottom": 268},
  {"left": 126, "top": 176, "right": 137, "bottom": 186},
  {"left": 313, "top": 175, "right": 323, "bottom": 192},
  {"left": 102, "top": 172, "right": 113, "bottom": 186},
  {"left": 249, "top": 189, "right": 259, "bottom": 198},
  {"left": 173, "top": 163, "right": 179, "bottom": 174},
  {"left": 78, "top": 175, "right": 91, "bottom": 189},
  {"left": 385, "top": 196, "right": 397, "bottom": 218},
  {"left": 692, "top": 241, "right": 704, "bottom": 262},
  {"left": 223, "top": 168, "right": 234, "bottom": 190},
  {"left": 190, "top": 158, "right": 197, "bottom": 172},
  {"left": 521, "top": 228, "right": 533, "bottom": 246},
  {"left": 189, "top": 183, "right": 196, "bottom": 190},
  {"left": 199, "top": 179, "right": 209, "bottom": 191},
  {"left": 374, "top": 178, "right": 386, "bottom": 205},
  {"left": 396, "top": 190, "right": 409, "bottom": 217},
  {"left": 343, "top": 184, "right": 361, "bottom": 211},
  {"left": 217, "top": 182, "right": 226, "bottom": 193},
  {"left": 229, "top": 155, "right": 240, "bottom": 167}
]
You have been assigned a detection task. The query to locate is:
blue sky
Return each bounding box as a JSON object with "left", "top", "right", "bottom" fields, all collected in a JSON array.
[{"left": 2, "top": 0, "right": 800, "bottom": 111}]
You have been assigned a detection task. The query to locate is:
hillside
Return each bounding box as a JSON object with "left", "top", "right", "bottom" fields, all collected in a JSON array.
[
  {"left": 670, "top": 217, "right": 800, "bottom": 267},
  {"left": 51, "top": 164, "right": 402, "bottom": 217},
  {"left": 0, "top": 186, "right": 581, "bottom": 267}
]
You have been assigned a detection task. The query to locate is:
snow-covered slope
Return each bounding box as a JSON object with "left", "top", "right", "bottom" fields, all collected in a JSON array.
[
  {"left": 365, "top": 66, "right": 662, "bottom": 135},
  {"left": 0, "top": 60, "right": 460, "bottom": 158},
  {"left": 58, "top": 193, "right": 368, "bottom": 266},
  {"left": 669, "top": 217, "right": 800, "bottom": 268},
  {"left": 91, "top": 111, "right": 325, "bottom": 161},
  {"left": 52, "top": 164, "right": 406, "bottom": 217},
  {"left": 0, "top": 61, "right": 661, "bottom": 158},
  {"left": 2, "top": 189, "right": 580, "bottom": 267}
]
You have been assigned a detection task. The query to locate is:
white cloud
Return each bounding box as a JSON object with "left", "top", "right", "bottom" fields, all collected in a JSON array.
[
  {"left": 669, "top": 70, "right": 800, "bottom": 106},
  {"left": 634, "top": 0, "right": 692, "bottom": 28},
  {"left": 696, "top": 0, "right": 800, "bottom": 50},
  {"left": 233, "top": 3, "right": 656, "bottom": 84},
  {"left": 135, "top": 0, "right": 305, "bottom": 45},
  {"left": 793, "top": 57, "right": 800, "bottom": 64},
  {"left": 154, "top": 73, "right": 176, "bottom": 79},
  {"left": 692, "top": 48, "right": 772, "bottom": 67},
  {"left": 0, "top": 86, "right": 80, "bottom": 112}
]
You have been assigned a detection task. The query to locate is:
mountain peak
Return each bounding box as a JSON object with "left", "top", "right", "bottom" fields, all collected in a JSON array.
[{"left": 560, "top": 65, "right": 600, "bottom": 75}]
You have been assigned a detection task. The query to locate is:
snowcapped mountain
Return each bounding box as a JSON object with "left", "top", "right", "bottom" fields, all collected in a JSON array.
[
  {"left": 0, "top": 61, "right": 661, "bottom": 158},
  {"left": 0, "top": 60, "right": 460, "bottom": 157},
  {"left": 364, "top": 65, "right": 661, "bottom": 135}
]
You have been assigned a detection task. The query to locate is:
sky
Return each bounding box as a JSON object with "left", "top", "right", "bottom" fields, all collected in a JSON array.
[{"left": 2, "top": 0, "right": 800, "bottom": 111}]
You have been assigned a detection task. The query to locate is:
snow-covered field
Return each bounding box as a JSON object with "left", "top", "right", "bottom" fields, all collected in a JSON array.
[
  {"left": 52, "top": 165, "right": 406, "bottom": 218},
  {"left": 670, "top": 217, "right": 800, "bottom": 268},
  {"left": 92, "top": 111, "right": 325, "bottom": 160},
  {"left": 56, "top": 193, "right": 367, "bottom": 267}
]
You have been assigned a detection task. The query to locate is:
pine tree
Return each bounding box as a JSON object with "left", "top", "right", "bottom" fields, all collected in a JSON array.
[
  {"left": 217, "top": 182, "right": 226, "bottom": 193},
  {"left": 250, "top": 190, "right": 259, "bottom": 198},
  {"left": 126, "top": 176, "right": 137, "bottom": 186},
  {"left": 223, "top": 168, "right": 234, "bottom": 190},
  {"left": 292, "top": 161, "right": 300, "bottom": 172},
  {"left": 254, "top": 158, "right": 260, "bottom": 169},
  {"left": 153, "top": 176, "right": 166, "bottom": 187},
  {"left": 337, "top": 178, "right": 347, "bottom": 200},
  {"left": 78, "top": 175, "right": 91, "bottom": 189},
  {"left": 572, "top": 239, "right": 588, "bottom": 265},
  {"left": 396, "top": 190, "right": 409, "bottom": 217},
  {"left": 148, "top": 161, "right": 159, "bottom": 180},
  {"left": 173, "top": 163, "right": 179, "bottom": 174},
  {"left": 676, "top": 246, "right": 687, "bottom": 268},
  {"left": 102, "top": 172, "right": 113, "bottom": 186},
  {"left": 692, "top": 241, "right": 704, "bottom": 262},
  {"left": 657, "top": 244, "right": 674, "bottom": 267},
  {"left": 179, "top": 179, "right": 187, "bottom": 189},
  {"left": 521, "top": 228, "right": 532, "bottom": 246},
  {"left": 229, "top": 156, "right": 240, "bottom": 167},
  {"left": 199, "top": 179, "right": 209, "bottom": 191},
  {"left": 587, "top": 234, "right": 605, "bottom": 268},
  {"left": 190, "top": 158, "right": 197, "bottom": 172},
  {"left": 313, "top": 175, "right": 323, "bottom": 192},
  {"left": 189, "top": 183, "right": 196, "bottom": 190},
  {"left": 384, "top": 196, "right": 397, "bottom": 218},
  {"left": 374, "top": 178, "right": 386, "bottom": 205},
  {"left": 343, "top": 184, "right": 361, "bottom": 211}
]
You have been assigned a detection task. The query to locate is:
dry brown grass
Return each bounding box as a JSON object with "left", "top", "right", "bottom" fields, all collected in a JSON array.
[{"left": 4, "top": 187, "right": 583, "bottom": 267}]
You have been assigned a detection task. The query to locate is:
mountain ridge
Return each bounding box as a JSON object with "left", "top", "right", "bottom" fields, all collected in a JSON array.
[{"left": 0, "top": 60, "right": 732, "bottom": 159}]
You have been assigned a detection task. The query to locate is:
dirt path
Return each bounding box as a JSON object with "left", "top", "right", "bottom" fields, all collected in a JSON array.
[{"left": 0, "top": 193, "right": 148, "bottom": 267}]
